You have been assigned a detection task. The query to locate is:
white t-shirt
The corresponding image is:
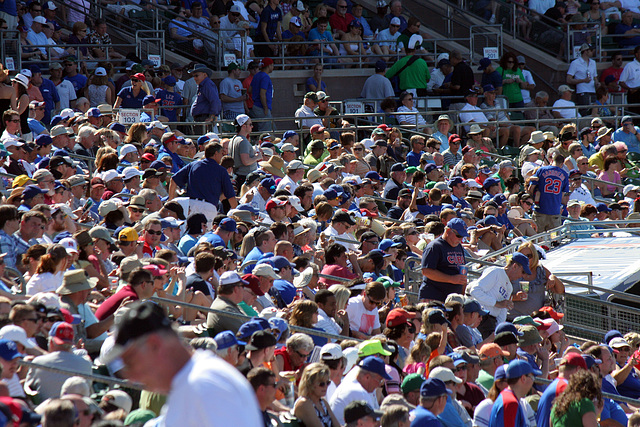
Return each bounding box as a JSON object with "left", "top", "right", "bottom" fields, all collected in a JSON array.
[
  {"left": 56, "top": 80, "right": 78, "bottom": 110},
  {"left": 25, "top": 272, "right": 64, "bottom": 296},
  {"left": 521, "top": 160, "right": 543, "bottom": 179},
  {"left": 329, "top": 373, "right": 379, "bottom": 426},
  {"left": 459, "top": 104, "right": 489, "bottom": 132},
  {"left": 473, "top": 398, "right": 493, "bottom": 427},
  {"left": 552, "top": 99, "right": 580, "bottom": 119},
  {"left": 520, "top": 69, "right": 535, "bottom": 104},
  {"left": 320, "top": 226, "right": 358, "bottom": 251},
  {"left": 467, "top": 266, "right": 513, "bottom": 324},
  {"left": 567, "top": 56, "right": 597, "bottom": 94},
  {"left": 346, "top": 295, "right": 380, "bottom": 335},
  {"left": 161, "top": 350, "right": 262, "bottom": 426}
]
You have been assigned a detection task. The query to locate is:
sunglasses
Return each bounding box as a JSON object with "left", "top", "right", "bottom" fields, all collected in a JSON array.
[
  {"left": 317, "top": 381, "right": 330, "bottom": 387},
  {"left": 146, "top": 230, "right": 162, "bottom": 235},
  {"left": 367, "top": 296, "right": 383, "bottom": 307},
  {"left": 130, "top": 78, "right": 139, "bottom": 82},
  {"left": 129, "top": 207, "right": 145, "bottom": 213}
]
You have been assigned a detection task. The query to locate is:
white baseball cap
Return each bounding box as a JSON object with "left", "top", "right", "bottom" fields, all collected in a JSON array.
[
  {"left": 122, "top": 166, "right": 144, "bottom": 181},
  {"left": 119, "top": 144, "right": 137, "bottom": 160},
  {"left": 0, "top": 325, "right": 35, "bottom": 348}
]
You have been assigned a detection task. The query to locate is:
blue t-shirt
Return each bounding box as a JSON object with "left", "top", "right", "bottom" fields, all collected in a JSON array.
[
  {"left": 489, "top": 389, "right": 527, "bottom": 427},
  {"left": 537, "top": 378, "right": 567, "bottom": 427},
  {"left": 406, "top": 150, "right": 421, "bottom": 167},
  {"left": 282, "top": 29, "right": 304, "bottom": 40},
  {"left": 532, "top": 165, "right": 569, "bottom": 215},
  {"left": 242, "top": 246, "right": 264, "bottom": 274},
  {"left": 27, "top": 118, "right": 46, "bottom": 136},
  {"left": 117, "top": 86, "right": 146, "bottom": 108},
  {"left": 438, "top": 396, "right": 467, "bottom": 427},
  {"left": 308, "top": 28, "right": 334, "bottom": 42},
  {"left": 481, "top": 70, "right": 503, "bottom": 90},
  {"left": 171, "top": 158, "right": 234, "bottom": 205},
  {"left": 64, "top": 74, "right": 88, "bottom": 96},
  {"left": 612, "top": 127, "right": 640, "bottom": 154},
  {"left": 420, "top": 236, "right": 465, "bottom": 301},
  {"left": 251, "top": 71, "right": 273, "bottom": 110},
  {"left": 169, "top": 19, "right": 192, "bottom": 37},
  {"left": 0, "top": 0, "right": 17, "bottom": 16},
  {"left": 410, "top": 405, "right": 443, "bottom": 427},
  {"left": 306, "top": 77, "right": 327, "bottom": 92},
  {"left": 616, "top": 364, "right": 640, "bottom": 399},
  {"left": 39, "top": 78, "right": 59, "bottom": 125},
  {"left": 156, "top": 89, "right": 181, "bottom": 122},
  {"left": 259, "top": 4, "right": 282, "bottom": 41}
]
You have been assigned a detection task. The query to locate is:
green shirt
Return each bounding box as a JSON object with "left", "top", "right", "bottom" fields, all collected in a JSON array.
[
  {"left": 385, "top": 55, "right": 431, "bottom": 90},
  {"left": 551, "top": 397, "right": 595, "bottom": 427},
  {"left": 239, "top": 301, "right": 259, "bottom": 317},
  {"left": 495, "top": 66, "right": 524, "bottom": 104},
  {"left": 476, "top": 369, "right": 495, "bottom": 391}
]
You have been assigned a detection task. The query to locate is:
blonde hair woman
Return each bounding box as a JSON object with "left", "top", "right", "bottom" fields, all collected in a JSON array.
[
  {"left": 328, "top": 284, "right": 350, "bottom": 311},
  {"left": 511, "top": 241, "right": 564, "bottom": 318},
  {"left": 294, "top": 363, "right": 340, "bottom": 427}
]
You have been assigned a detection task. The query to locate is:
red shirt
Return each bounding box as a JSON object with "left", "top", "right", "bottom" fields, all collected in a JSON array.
[
  {"left": 329, "top": 12, "right": 355, "bottom": 34},
  {"left": 95, "top": 285, "right": 139, "bottom": 321},
  {"left": 601, "top": 66, "right": 624, "bottom": 92},
  {"left": 319, "top": 264, "right": 357, "bottom": 286},
  {"left": 243, "top": 75, "right": 254, "bottom": 110}
]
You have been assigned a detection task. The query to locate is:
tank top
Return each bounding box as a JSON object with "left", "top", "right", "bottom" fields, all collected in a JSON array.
[
  {"left": 274, "top": 347, "right": 294, "bottom": 371},
  {"left": 19, "top": 103, "right": 29, "bottom": 135},
  {"left": 87, "top": 84, "right": 108, "bottom": 107},
  {"left": 313, "top": 399, "right": 334, "bottom": 427}
]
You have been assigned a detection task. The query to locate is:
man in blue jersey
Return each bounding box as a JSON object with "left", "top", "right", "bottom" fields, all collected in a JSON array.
[
  {"left": 411, "top": 378, "right": 449, "bottom": 427},
  {"left": 536, "top": 352, "right": 586, "bottom": 427},
  {"left": 420, "top": 218, "right": 467, "bottom": 302},
  {"left": 527, "top": 152, "right": 570, "bottom": 232},
  {"left": 489, "top": 360, "right": 538, "bottom": 427}
]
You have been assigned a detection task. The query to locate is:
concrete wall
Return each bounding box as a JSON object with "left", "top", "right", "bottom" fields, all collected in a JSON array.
[{"left": 213, "top": 68, "right": 374, "bottom": 132}]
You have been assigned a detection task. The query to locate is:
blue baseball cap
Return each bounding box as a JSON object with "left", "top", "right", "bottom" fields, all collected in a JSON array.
[
  {"left": 463, "top": 299, "right": 489, "bottom": 315},
  {"left": 604, "top": 330, "right": 623, "bottom": 344},
  {"left": 449, "top": 176, "right": 465, "bottom": 188},
  {"left": 448, "top": 352, "right": 467, "bottom": 366},
  {"left": 483, "top": 177, "right": 500, "bottom": 190},
  {"left": 50, "top": 115, "right": 63, "bottom": 127},
  {"left": 505, "top": 359, "right": 541, "bottom": 379},
  {"left": 108, "top": 122, "right": 126, "bottom": 133},
  {"left": 86, "top": 107, "right": 101, "bottom": 118},
  {"left": 482, "top": 215, "right": 500, "bottom": 227},
  {"left": 251, "top": 316, "right": 271, "bottom": 331},
  {"left": 596, "top": 202, "right": 611, "bottom": 213},
  {"left": 150, "top": 160, "right": 168, "bottom": 170},
  {"left": 236, "top": 204, "right": 259, "bottom": 215},
  {"left": 582, "top": 354, "right": 602, "bottom": 369},
  {"left": 428, "top": 310, "right": 451, "bottom": 327},
  {"left": 323, "top": 189, "right": 339, "bottom": 200},
  {"left": 494, "top": 365, "right": 507, "bottom": 380},
  {"left": 218, "top": 217, "right": 237, "bottom": 233},
  {"left": 424, "top": 164, "right": 439, "bottom": 174},
  {"left": 365, "top": 171, "right": 382, "bottom": 181},
  {"left": 271, "top": 255, "right": 296, "bottom": 272},
  {"left": 379, "top": 238, "right": 402, "bottom": 251},
  {"left": 477, "top": 57, "right": 492, "bottom": 71},
  {"left": 420, "top": 378, "right": 452, "bottom": 398},
  {"left": 358, "top": 356, "right": 392, "bottom": 380},
  {"left": 446, "top": 217, "right": 469, "bottom": 238},
  {"left": 214, "top": 331, "right": 246, "bottom": 350},
  {"left": 35, "top": 134, "right": 52, "bottom": 147},
  {"left": 23, "top": 185, "right": 48, "bottom": 200},
  {"left": 268, "top": 317, "right": 289, "bottom": 341},
  {"left": 260, "top": 178, "right": 277, "bottom": 194},
  {"left": 162, "top": 76, "right": 177, "bottom": 86},
  {"left": 143, "top": 95, "right": 160, "bottom": 106},
  {"left": 29, "top": 64, "right": 41, "bottom": 74},
  {"left": 237, "top": 320, "right": 264, "bottom": 341},
  {"left": 283, "top": 130, "right": 297, "bottom": 139},
  {"left": 493, "top": 193, "right": 507, "bottom": 205},
  {"left": 0, "top": 339, "right": 23, "bottom": 361},
  {"left": 390, "top": 163, "right": 405, "bottom": 172},
  {"left": 483, "top": 84, "right": 496, "bottom": 92},
  {"left": 511, "top": 252, "right": 533, "bottom": 275},
  {"left": 495, "top": 322, "right": 523, "bottom": 336},
  {"left": 479, "top": 166, "right": 492, "bottom": 175}
]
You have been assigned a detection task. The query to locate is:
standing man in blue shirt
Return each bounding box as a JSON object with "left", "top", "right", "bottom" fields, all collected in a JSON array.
[
  {"left": 251, "top": 58, "right": 274, "bottom": 132},
  {"left": 169, "top": 142, "right": 236, "bottom": 224},
  {"left": 29, "top": 65, "right": 58, "bottom": 125},
  {"left": 190, "top": 65, "right": 221, "bottom": 135},
  {"left": 527, "top": 151, "right": 569, "bottom": 232}
]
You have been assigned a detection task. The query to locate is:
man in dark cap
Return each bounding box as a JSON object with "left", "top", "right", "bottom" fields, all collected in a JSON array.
[{"left": 109, "top": 301, "right": 261, "bottom": 425}]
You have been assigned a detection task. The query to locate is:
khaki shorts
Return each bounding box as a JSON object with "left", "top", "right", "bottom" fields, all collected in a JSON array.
[{"left": 532, "top": 211, "right": 562, "bottom": 233}]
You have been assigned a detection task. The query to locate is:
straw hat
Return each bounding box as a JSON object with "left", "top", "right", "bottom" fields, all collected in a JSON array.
[
  {"left": 56, "top": 270, "right": 98, "bottom": 295},
  {"left": 258, "top": 155, "right": 285, "bottom": 178}
]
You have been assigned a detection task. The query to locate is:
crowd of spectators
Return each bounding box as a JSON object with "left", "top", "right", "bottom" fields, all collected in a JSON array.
[{"left": 1, "top": 0, "right": 640, "bottom": 427}]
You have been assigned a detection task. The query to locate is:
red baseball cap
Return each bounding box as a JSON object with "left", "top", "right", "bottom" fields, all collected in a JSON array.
[
  {"left": 538, "top": 306, "right": 564, "bottom": 321},
  {"left": 377, "top": 124, "right": 392, "bottom": 131},
  {"left": 260, "top": 57, "right": 274, "bottom": 68},
  {"left": 242, "top": 274, "right": 265, "bottom": 296},
  {"left": 143, "top": 264, "right": 168, "bottom": 277},
  {"left": 141, "top": 153, "right": 156, "bottom": 162},
  {"left": 385, "top": 308, "right": 417, "bottom": 328},
  {"left": 265, "top": 198, "right": 288, "bottom": 211},
  {"left": 49, "top": 321, "right": 74, "bottom": 345},
  {"left": 131, "top": 73, "right": 146, "bottom": 82},
  {"left": 561, "top": 352, "right": 587, "bottom": 370}
]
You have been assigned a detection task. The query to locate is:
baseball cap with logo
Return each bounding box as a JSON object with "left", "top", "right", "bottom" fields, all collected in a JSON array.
[{"left": 49, "top": 321, "right": 74, "bottom": 345}]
